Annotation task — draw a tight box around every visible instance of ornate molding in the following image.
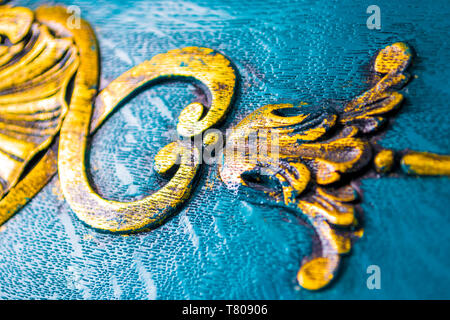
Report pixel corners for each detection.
[218,42,447,290]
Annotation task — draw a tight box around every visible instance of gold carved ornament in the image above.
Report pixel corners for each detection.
[0,6,78,219]
[0,4,448,291]
[0,5,237,232]
[218,42,450,290]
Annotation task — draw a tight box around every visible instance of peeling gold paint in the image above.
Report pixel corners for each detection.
[219,42,425,290]
[401,151,450,176]
[0,6,78,198]
[297,257,336,291]
[341,42,411,133]
[0,5,78,225]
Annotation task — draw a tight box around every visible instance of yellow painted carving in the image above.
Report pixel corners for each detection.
[297,257,336,291]
[0,4,448,294]
[0,5,237,230]
[0,148,57,225]
[219,41,421,290]
[401,151,450,176]
[0,5,79,225]
[91,47,236,137]
[374,149,395,173]
[54,19,236,231]
[0,7,33,44]
[340,42,412,133]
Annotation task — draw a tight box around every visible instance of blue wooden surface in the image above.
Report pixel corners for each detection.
[0,0,449,299]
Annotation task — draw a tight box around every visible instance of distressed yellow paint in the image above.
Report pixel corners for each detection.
[0,5,237,230]
[341,42,412,133]
[0,7,33,44]
[297,257,336,291]
[0,5,78,208]
[219,42,421,290]
[0,149,57,225]
[401,151,450,176]
[374,149,395,173]
[0,5,448,294]
[52,7,236,232]
[154,142,182,175]
[374,42,411,74]
[203,131,221,146]
[91,47,236,137]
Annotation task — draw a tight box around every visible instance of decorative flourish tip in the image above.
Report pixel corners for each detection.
[401,152,450,176]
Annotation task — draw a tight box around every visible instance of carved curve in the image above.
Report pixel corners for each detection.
[219,42,415,290]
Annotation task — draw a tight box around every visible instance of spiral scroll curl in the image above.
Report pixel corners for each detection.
[218,42,437,290]
[0,6,79,224]
[0,4,449,293]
